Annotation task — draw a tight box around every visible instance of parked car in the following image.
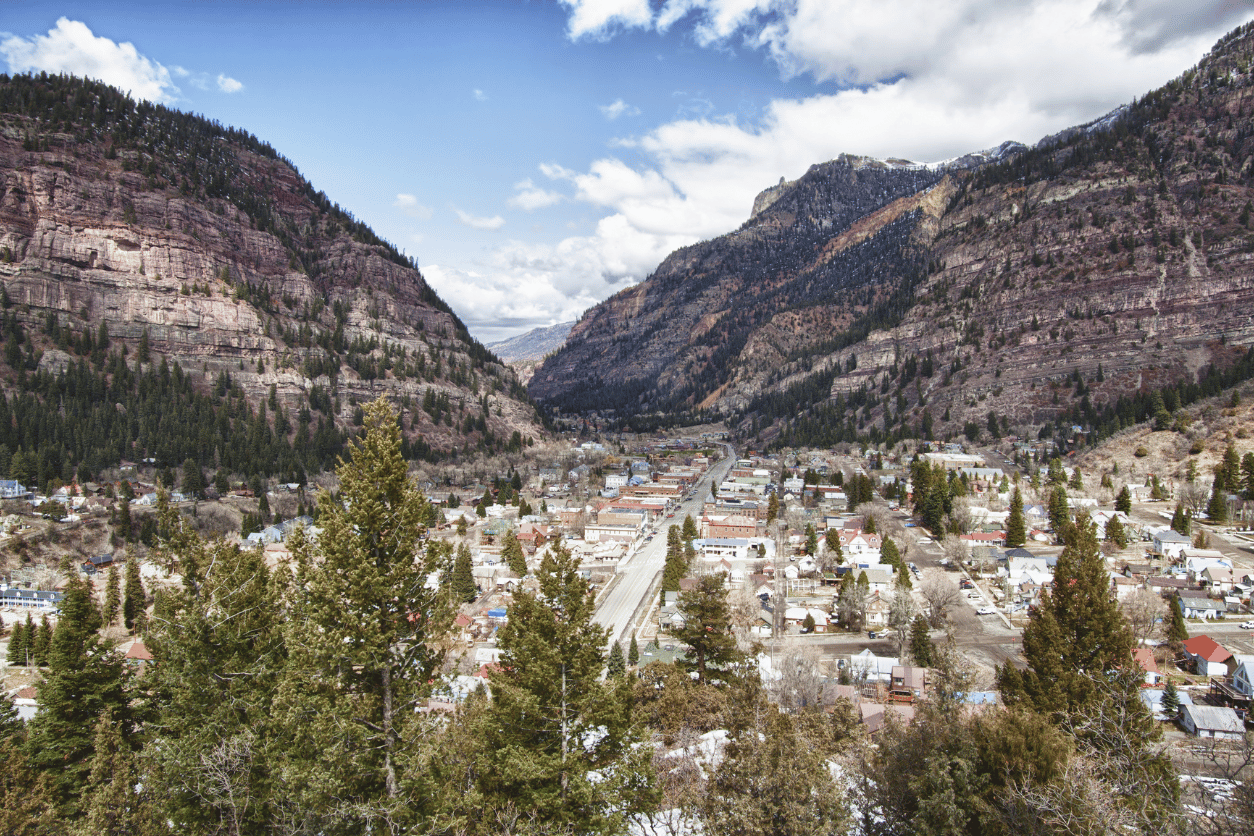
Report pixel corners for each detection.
[977,607,996,616]
[1240,620,1254,630]
[960,580,974,589]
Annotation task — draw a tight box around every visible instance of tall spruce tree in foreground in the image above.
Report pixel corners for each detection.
[122,557,145,631]
[451,542,477,603]
[26,562,129,817]
[275,398,449,831]
[146,505,285,836]
[457,537,653,834]
[1166,595,1189,645]
[675,572,740,684]
[102,563,121,627]
[998,514,1134,719]
[1006,487,1026,548]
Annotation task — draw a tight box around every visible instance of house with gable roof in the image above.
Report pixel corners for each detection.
[1182,635,1234,677]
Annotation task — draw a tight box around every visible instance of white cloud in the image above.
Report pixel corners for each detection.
[0,17,178,103]
[600,98,641,119]
[216,73,243,93]
[455,209,506,231]
[509,179,565,211]
[456,0,1254,339]
[393,193,434,220]
[474,88,488,101]
[561,0,653,40]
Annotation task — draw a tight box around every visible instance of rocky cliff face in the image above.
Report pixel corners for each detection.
[529,154,951,416]
[0,74,542,461]
[530,22,1254,443]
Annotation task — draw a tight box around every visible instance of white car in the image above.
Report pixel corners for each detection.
[977,607,996,616]
[1240,620,1254,630]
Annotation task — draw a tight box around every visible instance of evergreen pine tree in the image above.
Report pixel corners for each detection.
[1048,484,1070,537]
[145,512,284,835]
[78,709,157,836]
[1166,595,1189,645]
[805,523,818,555]
[1006,487,1026,548]
[275,398,449,822]
[909,614,934,667]
[6,620,26,666]
[1115,485,1132,514]
[767,491,779,524]
[607,642,626,678]
[675,573,740,683]
[103,564,121,626]
[1221,444,1242,494]
[451,542,477,603]
[682,514,698,542]
[1160,679,1180,719]
[123,558,145,631]
[1171,503,1191,535]
[628,633,639,667]
[881,537,901,567]
[21,612,34,665]
[33,615,51,666]
[180,458,205,499]
[1105,514,1128,549]
[1206,476,1229,523]
[502,529,527,576]
[468,536,650,832]
[26,563,128,815]
[998,516,1134,720]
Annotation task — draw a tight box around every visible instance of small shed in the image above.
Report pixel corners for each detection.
[1180,704,1244,739]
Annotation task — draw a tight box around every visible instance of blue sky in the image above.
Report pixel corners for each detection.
[4,1,1254,343]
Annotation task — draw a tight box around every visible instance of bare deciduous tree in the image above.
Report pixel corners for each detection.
[1119,589,1167,645]
[949,497,977,535]
[919,569,963,626]
[940,534,970,567]
[1178,481,1210,516]
[887,585,916,657]
[769,642,826,712]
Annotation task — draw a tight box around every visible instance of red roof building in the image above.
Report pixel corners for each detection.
[1182,635,1234,676]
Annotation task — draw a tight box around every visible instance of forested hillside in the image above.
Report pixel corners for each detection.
[531,22,1254,452]
[0,73,543,491]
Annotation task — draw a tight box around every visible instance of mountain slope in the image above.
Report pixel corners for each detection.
[488,321,574,362]
[530,22,1254,447]
[0,73,542,483]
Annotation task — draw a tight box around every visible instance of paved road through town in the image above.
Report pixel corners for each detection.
[595,445,736,648]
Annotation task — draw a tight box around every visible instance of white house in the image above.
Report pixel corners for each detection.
[1182,634,1233,676]
[846,648,898,683]
[1153,530,1191,559]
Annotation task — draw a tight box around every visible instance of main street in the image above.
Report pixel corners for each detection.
[594,445,736,648]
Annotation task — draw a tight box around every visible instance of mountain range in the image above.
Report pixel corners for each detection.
[0,73,543,482]
[530,23,1254,446]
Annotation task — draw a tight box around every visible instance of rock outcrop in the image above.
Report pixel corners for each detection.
[0,74,542,463]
